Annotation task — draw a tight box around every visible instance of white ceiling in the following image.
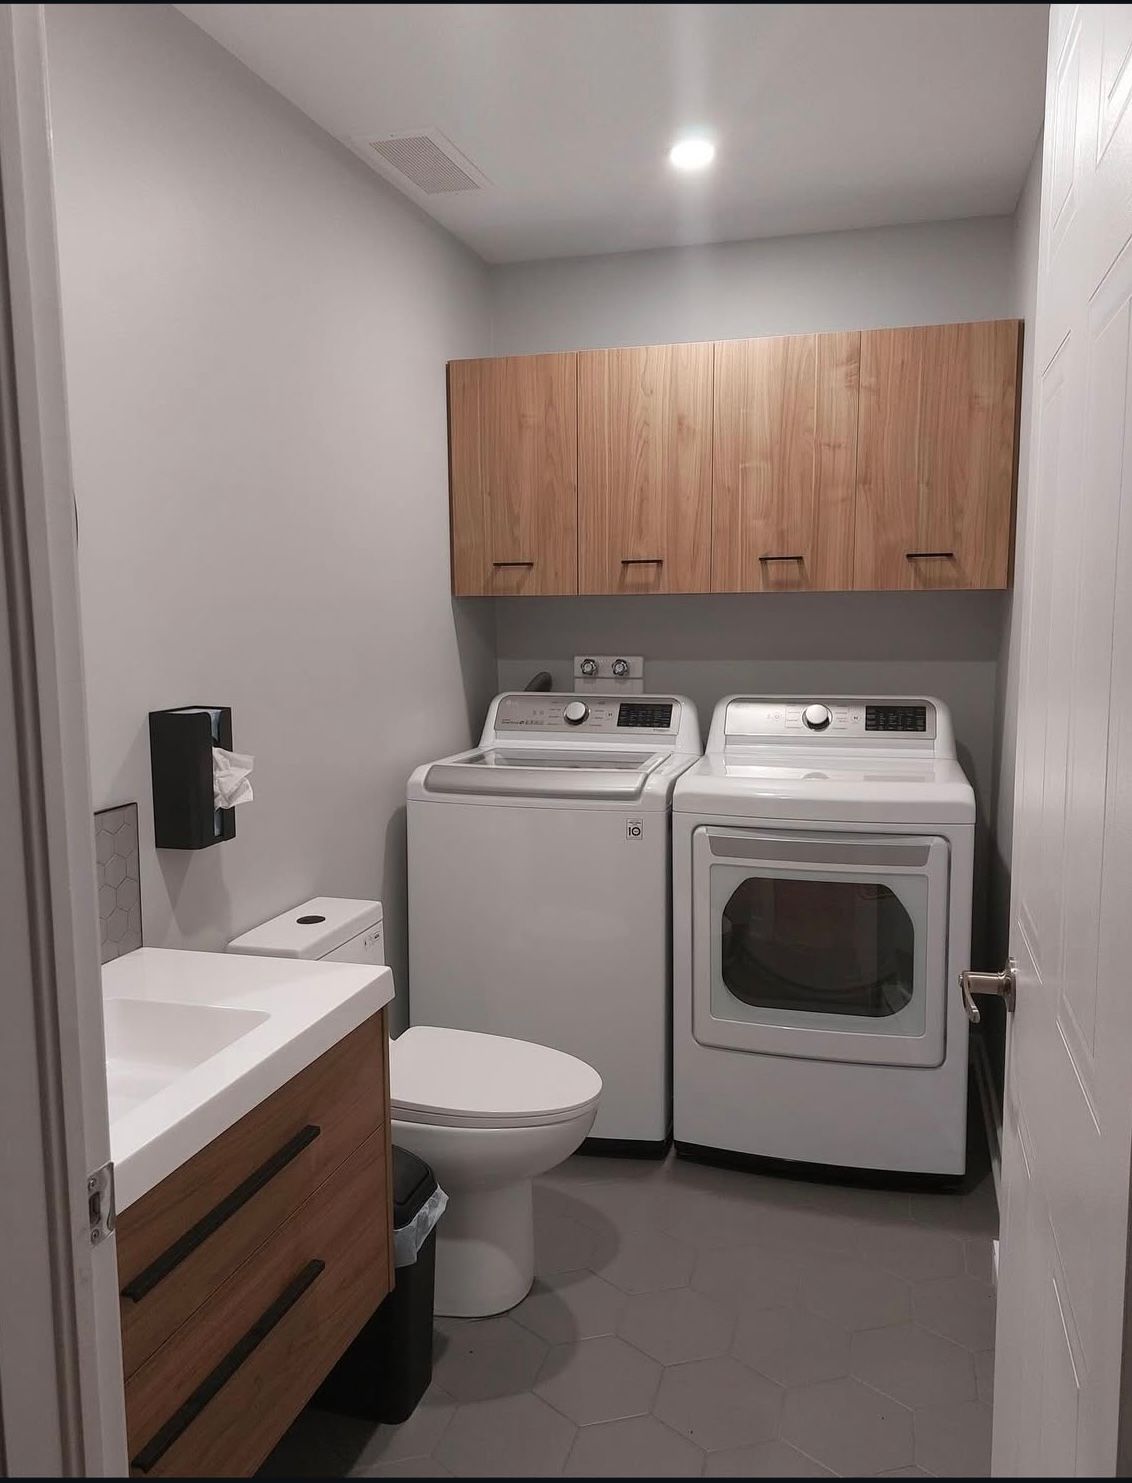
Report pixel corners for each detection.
[177,3,1048,265]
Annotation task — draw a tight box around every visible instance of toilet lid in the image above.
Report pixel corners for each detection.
[390,1026,602,1129]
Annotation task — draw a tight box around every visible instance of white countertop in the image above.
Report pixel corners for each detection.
[103,947,394,1211]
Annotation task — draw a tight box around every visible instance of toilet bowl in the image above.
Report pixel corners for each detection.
[390,1026,601,1318]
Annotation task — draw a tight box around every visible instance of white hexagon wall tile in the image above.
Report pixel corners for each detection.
[94,803,142,963]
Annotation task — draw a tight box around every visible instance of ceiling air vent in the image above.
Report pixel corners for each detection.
[362,131,488,196]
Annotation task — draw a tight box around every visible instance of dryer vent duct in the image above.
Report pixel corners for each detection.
[365,132,486,194]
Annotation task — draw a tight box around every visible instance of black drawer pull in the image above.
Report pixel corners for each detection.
[121,1124,322,1303]
[493,560,534,567]
[130,1259,326,1474]
[621,557,664,564]
[906,550,955,559]
[759,553,804,562]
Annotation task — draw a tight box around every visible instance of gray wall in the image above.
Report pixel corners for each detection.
[47,3,495,1027]
[490,216,1015,353]
[490,215,1023,958]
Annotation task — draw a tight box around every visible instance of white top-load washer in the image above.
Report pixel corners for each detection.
[407,691,702,1151]
[672,695,975,1176]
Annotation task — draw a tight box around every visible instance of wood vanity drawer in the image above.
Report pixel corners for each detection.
[125,1128,390,1477]
[118,1012,387,1378]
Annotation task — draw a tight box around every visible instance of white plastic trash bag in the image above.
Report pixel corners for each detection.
[393,1183,448,1267]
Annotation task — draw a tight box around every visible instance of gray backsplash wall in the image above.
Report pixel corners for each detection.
[496,592,1006,958]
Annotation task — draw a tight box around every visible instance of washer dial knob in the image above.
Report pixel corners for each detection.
[563,700,589,726]
[802,703,832,731]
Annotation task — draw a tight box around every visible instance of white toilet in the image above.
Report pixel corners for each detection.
[228,898,601,1318]
[390,1026,600,1317]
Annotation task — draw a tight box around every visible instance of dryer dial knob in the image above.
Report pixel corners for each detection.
[802,703,832,731]
[563,701,590,726]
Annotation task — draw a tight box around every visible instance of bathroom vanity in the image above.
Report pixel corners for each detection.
[103,949,394,1477]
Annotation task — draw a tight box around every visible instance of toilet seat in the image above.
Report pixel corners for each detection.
[391,1026,602,1130]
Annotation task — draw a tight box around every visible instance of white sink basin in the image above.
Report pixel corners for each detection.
[104,998,269,1122]
[103,947,394,1211]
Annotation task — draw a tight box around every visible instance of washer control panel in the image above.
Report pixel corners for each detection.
[725,698,937,743]
[495,693,680,736]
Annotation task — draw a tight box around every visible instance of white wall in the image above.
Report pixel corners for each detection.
[490,215,1021,955]
[491,216,1015,353]
[47,3,495,1027]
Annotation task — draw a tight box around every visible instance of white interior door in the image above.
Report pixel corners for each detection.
[994,5,1132,1474]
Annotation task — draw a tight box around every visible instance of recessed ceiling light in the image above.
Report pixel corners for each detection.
[668,136,716,172]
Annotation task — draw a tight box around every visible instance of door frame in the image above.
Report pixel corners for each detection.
[0,5,127,1474]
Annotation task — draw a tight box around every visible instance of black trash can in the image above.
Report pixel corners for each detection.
[314,1146,442,1424]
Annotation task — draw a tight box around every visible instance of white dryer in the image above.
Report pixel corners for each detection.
[408,691,701,1152]
[672,696,975,1176]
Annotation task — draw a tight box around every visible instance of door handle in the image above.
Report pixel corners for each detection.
[959,959,1017,1023]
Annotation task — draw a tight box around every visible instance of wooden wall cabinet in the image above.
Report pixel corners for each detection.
[118,1015,393,1478]
[448,352,578,595]
[712,332,860,592]
[853,320,1020,590]
[446,318,1021,598]
[578,342,713,593]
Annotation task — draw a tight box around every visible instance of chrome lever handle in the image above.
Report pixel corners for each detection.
[958,960,1017,1023]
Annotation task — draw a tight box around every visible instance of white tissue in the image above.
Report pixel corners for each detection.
[213,747,254,809]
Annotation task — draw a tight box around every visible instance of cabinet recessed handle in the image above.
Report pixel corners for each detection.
[130,1259,326,1473]
[493,560,534,568]
[906,551,955,559]
[120,1124,322,1302]
[621,558,664,565]
[759,554,804,562]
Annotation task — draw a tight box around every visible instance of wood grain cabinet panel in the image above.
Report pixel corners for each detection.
[448,353,578,595]
[117,1013,387,1379]
[578,343,713,593]
[853,319,1021,590]
[711,332,861,592]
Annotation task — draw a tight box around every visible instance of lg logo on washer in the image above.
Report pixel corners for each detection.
[626,818,643,841]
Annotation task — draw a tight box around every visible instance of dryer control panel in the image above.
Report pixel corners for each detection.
[723,697,938,743]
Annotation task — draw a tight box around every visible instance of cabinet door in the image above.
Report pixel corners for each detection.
[448,353,577,595]
[712,332,860,592]
[578,343,712,593]
[853,320,1020,590]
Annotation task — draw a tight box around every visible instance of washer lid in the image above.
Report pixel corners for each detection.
[422,747,663,802]
[391,1026,602,1128]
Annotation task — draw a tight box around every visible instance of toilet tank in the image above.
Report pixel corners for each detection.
[227,896,384,966]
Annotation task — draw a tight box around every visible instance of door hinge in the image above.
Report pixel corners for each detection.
[87,1160,115,1246]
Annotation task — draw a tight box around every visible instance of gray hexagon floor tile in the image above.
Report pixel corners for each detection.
[704,1439,834,1477]
[798,1256,912,1331]
[534,1334,661,1426]
[618,1287,735,1365]
[347,1385,456,1469]
[914,1397,993,1476]
[908,1176,998,1236]
[964,1237,996,1282]
[513,1270,627,1345]
[732,1303,851,1388]
[353,1458,454,1478]
[433,1315,548,1402]
[534,1189,601,1277]
[851,1323,976,1408]
[975,1348,995,1403]
[854,1220,966,1282]
[653,1355,784,1453]
[563,1415,704,1477]
[690,1243,801,1309]
[780,1377,915,1476]
[911,1275,997,1350]
[434,1393,576,1477]
[591,1224,697,1294]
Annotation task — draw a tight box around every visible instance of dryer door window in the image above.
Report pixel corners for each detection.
[693,828,949,1068]
[721,877,916,1020]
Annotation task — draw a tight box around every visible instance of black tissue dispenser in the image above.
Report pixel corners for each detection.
[149,705,237,850]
